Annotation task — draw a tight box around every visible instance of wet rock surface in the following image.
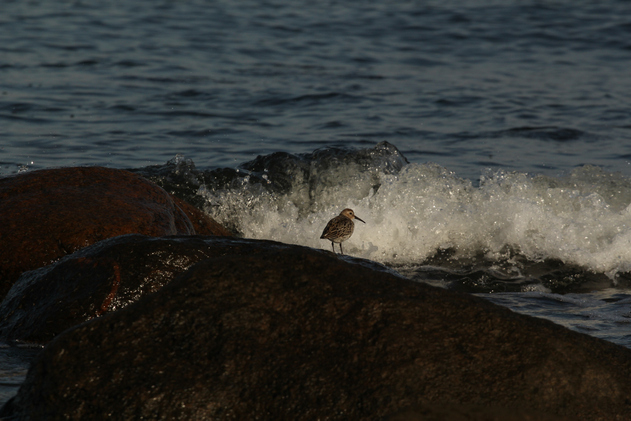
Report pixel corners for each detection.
[0,166,229,299]
[0,235,296,345]
[3,240,631,420]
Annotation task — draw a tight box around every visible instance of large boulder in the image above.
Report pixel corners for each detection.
[0,166,229,299]
[3,241,631,420]
[0,235,303,345]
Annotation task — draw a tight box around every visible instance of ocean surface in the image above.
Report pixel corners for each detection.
[2,0,631,408]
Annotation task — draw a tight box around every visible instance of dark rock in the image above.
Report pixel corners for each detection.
[0,235,273,345]
[3,241,631,420]
[0,166,229,299]
[388,403,564,421]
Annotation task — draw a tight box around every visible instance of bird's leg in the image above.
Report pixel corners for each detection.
[340,243,344,255]
[331,242,335,253]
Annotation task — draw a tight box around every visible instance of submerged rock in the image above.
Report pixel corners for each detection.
[0,166,229,299]
[3,240,631,420]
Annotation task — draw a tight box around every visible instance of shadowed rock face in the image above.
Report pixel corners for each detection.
[389,403,564,421]
[3,240,631,420]
[0,235,322,345]
[0,166,230,299]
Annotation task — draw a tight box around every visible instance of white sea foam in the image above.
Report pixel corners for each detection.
[201,162,631,279]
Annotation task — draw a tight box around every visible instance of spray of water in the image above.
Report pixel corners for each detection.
[198,144,631,280]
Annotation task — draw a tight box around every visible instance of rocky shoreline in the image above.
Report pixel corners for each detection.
[1,167,631,420]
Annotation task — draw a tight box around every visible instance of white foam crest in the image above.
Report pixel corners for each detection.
[202,163,631,278]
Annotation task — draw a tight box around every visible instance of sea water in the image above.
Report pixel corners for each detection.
[2,0,631,407]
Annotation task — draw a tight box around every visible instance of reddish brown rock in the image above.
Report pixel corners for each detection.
[3,242,631,420]
[0,166,228,299]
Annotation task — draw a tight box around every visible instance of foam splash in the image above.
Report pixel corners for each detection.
[198,144,631,280]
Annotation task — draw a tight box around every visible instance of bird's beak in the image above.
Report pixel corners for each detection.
[355,216,366,224]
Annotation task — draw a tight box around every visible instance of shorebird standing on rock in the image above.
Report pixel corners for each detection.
[320,208,365,255]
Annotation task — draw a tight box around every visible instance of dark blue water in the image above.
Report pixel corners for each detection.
[2,1,631,180]
[2,0,631,407]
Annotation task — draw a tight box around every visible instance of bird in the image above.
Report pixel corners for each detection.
[320,208,365,255]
